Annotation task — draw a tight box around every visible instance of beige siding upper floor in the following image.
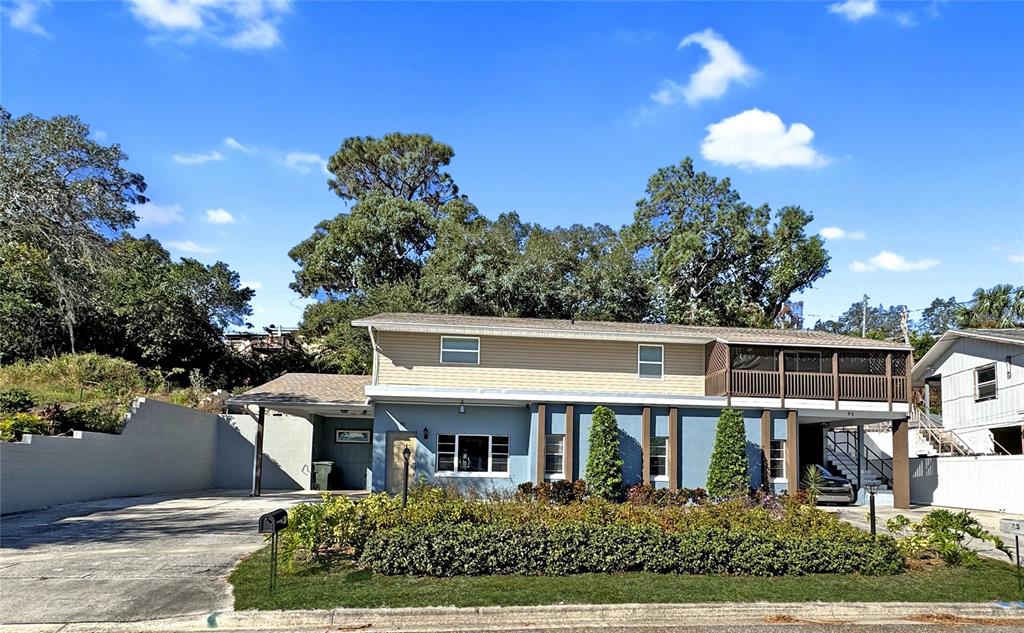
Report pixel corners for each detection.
[376,332,705,395]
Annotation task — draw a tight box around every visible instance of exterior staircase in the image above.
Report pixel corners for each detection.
[909,408,972,456]
[825,428,892,492]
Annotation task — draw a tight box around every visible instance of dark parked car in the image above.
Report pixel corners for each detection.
[810,464,857,505]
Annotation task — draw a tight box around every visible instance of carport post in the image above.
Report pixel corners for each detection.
[251,406,265,497]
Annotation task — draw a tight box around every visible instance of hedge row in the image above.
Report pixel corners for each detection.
[360,523,905,577]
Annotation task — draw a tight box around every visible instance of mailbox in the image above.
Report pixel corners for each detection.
[258,509,289,534]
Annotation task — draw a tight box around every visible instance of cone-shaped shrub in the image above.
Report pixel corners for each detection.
[706,408,749,498]
[584,405,623,500]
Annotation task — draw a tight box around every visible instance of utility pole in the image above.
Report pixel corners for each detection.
[862,294,869,337]
[900,307,911,346]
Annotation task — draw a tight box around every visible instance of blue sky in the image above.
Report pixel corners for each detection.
[4,0,1023,330]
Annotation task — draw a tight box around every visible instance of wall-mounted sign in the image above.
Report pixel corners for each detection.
[336,429,370,444]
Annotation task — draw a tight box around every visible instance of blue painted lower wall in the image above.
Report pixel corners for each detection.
[371,402,769,493]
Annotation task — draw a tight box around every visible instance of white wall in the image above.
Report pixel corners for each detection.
[0,398,218,515]
[1,399,315,515]
[934,338,1023,432]
[216,411,312,490]
[910,455,1024,514]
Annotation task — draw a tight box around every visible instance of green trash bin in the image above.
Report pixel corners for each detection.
[312,461,334,490]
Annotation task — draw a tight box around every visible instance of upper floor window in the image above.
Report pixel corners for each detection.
[440,336,480,364]
[975,364,997,401]
[638,344,664,379]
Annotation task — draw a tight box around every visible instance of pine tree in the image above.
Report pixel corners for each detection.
[584,406,624,500]
[705,408,750,498]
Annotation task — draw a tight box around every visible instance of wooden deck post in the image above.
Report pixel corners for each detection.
[885,352,893,411]
[892,416,910,509]
[725,344,732,406]
[668,407,679,490]
[641,406,652,485]
[786,410,799,493]
[832,350,839,409]
[535,403,546,484]
[250,406,265,497]
[563,404,575,481]
[778,350,786,408]
[760,410,772,491]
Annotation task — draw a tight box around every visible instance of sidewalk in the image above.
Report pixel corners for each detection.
[826,504,1024,562]
[5,602,1024,633]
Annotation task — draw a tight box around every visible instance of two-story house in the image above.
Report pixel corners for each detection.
[230,313,916,508]
[912,328,1024,455]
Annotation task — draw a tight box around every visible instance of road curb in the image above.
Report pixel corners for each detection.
[7,601,1024,632]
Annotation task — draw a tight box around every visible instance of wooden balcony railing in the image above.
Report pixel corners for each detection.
[728,369,907,404]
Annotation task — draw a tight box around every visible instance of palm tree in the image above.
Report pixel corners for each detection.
[959,284,1024,328]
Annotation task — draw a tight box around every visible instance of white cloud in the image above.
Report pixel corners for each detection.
[649,29,755,107]
[701,109,830,169]
[850,251,940,273]
[204,208,236,224]
[92,130,108,141]
[135,202,185,226]
[172,149,224,165]
[167,240,217,254]
[240,280,263,290]
[828,0,878,22]
[126,0,292,50]
[224,136,251,152]
[1009,255,1024,264]
[820,227,866,240]
[283,151,327,174]
[6,0,50,36]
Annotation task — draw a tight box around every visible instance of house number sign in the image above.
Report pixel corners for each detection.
[1001,519,1024,536]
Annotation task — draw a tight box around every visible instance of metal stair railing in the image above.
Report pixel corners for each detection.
[826,429,892,488]
[910,407,971,456]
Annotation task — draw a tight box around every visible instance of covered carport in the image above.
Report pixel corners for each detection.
[228,373,373,495]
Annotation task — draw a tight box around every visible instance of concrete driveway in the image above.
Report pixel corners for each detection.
[0,490,311,625]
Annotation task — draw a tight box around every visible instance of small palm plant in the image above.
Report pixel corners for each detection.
[801,464,824,504]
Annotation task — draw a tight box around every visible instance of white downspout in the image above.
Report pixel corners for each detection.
[367,325,379,386]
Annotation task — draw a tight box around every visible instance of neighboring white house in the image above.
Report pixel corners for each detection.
[912,328,1023,455]
[906,328,1024,514]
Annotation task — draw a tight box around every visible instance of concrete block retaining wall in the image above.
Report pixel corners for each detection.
[0,399,312,515]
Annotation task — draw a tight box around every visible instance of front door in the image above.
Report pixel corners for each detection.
[386,432,417,495]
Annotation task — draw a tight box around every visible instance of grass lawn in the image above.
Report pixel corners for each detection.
[230,547,1024,611]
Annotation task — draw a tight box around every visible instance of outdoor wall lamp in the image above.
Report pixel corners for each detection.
[866,483,880,537]
[458,400,466,414]
[422,427,429,441]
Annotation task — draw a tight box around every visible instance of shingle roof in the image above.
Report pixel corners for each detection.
[230,373,370,405]
[352,313,910,350]
[955,328,1024,344]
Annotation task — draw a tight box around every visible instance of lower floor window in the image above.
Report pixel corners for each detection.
[650,436,668,478]
[545,434,564,476]
[770,440,786,479]
[436,434,509,474]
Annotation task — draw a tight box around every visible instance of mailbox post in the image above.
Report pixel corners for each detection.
[259,509,289,592]
[1000,518,1024,592]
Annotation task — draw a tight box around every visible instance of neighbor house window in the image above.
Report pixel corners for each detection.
[638,344,664,379]
[436,433,509,475]
[975,364,997,401]
[440,336,480,364]
[545,434,564,477]
[770,440,786,480]
[650,436,668,479]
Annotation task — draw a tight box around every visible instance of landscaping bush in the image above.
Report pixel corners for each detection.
[0,388,36,413]
[705,408,749,498]
[63,404,127,434]
[886,509,1010,567]
[0,412,50,441]
[516,480,587,504]
[625,483,707,507]
[584,406,623,500]
[360,522,904,577]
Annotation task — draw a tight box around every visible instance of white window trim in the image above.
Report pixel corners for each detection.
[440,336,481,365]
[770,439,787,481]
[544,434,565,478]
[638,344,665,381]
[974,363,997,401]
[435,433,509,477]
[649,436,669,479]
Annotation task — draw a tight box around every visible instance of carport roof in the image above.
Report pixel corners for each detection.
[229,373,371,405]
